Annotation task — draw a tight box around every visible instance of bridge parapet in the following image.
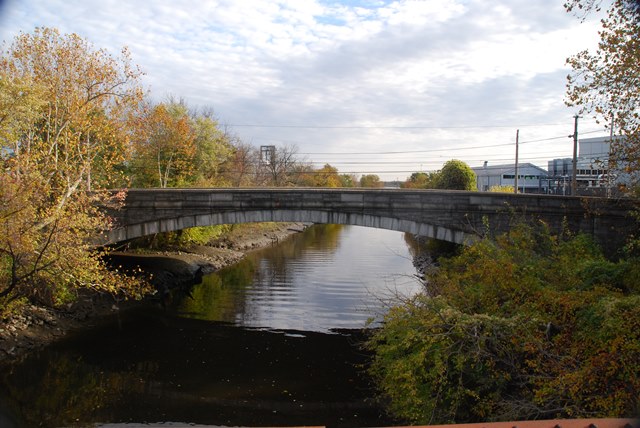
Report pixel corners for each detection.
[103,188,637,255]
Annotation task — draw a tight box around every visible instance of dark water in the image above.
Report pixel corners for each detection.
[0,225,424,428]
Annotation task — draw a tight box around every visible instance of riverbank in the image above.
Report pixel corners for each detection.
[0,222,308,363]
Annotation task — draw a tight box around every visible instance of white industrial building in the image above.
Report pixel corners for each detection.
[469,135,633,196]
[547,136,625,195]
[472,163,549,193]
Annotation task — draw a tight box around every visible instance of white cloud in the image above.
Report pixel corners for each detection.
[0,0,609,179]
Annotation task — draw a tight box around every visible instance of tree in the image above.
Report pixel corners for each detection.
[339,173,358,188]
[0,27,149,308]
[360,174,383,188]
[1,27,145,193]
[222,141,259,187]
[401,171,439,189]
[191,113,234,187]
[0,75,46,149]
[300,163,342,187]
[564,0,639,21]
[257,144,305,187]
[566,0,640,187]
[157,99,235,187]
[130,102,196,188]
[435,159,476,190]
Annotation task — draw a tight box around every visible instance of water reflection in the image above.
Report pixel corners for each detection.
[0,224,425,427]
[0,311,397,428]
[176,225,423,331]
[1,352,125,426]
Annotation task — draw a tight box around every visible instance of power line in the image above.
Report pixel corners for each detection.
[298,129,607,156]
[229,122,570,130]
[309,151,608,163]
[520,129,604,144]
[301,142,513,155]
[247,128,609,155]
[310,154,612,166]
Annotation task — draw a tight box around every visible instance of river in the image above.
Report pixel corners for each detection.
[0,224,426,428]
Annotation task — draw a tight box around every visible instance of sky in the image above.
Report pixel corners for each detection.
[0,0,611,181]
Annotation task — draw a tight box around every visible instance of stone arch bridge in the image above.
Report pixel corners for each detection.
[103,188,636,254]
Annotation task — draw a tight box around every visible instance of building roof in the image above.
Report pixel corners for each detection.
[472,163,548,177]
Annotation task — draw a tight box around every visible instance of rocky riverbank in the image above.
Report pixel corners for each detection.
[0,222,308,363]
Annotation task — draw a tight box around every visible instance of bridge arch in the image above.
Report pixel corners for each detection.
[103,188,635,255]
[107,208,474,245]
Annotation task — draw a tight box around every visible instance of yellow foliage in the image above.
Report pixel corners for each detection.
[0,27,151,310]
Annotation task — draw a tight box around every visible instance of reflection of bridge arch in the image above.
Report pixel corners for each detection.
[104,188,635,254]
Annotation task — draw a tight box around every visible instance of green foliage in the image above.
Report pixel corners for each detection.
[368,223,640,424]
[129,225,232,248]
[436,159,476,190]
[176,258,256,320]
[402,160,476,190]
[575,259,628,291]
[0,295,28,320]
[422,238,461,259]
[369,294,540,423]
[171,225,231,246]
[0,74,46,146]
[189,108,234,186]
[401,171,439,189]
[339,174,358,187]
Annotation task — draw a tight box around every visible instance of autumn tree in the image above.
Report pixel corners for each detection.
[566,0,640,186]
[401,171,438,189]
[222,141,260,187]
[0,74,46,149]
[300,163,342,187]
[318,163,342,187]
[129,98,237,188]
[130,102,196,188]
[148,98,235,187]
[0,27,149,308]
[1,27,145,192]
[360,174,383,188]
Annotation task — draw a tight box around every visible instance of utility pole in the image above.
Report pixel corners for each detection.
[571,115,579,195]
[514,129,519,193]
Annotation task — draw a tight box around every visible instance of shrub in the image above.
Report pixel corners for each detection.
[368,223,640,424]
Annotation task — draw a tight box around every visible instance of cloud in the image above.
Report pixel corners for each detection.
[0,0,607,177]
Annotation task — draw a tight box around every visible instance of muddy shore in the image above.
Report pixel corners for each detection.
[0,222,308,364]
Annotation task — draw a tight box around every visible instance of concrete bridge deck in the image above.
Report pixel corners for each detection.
[103,188,637,254]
